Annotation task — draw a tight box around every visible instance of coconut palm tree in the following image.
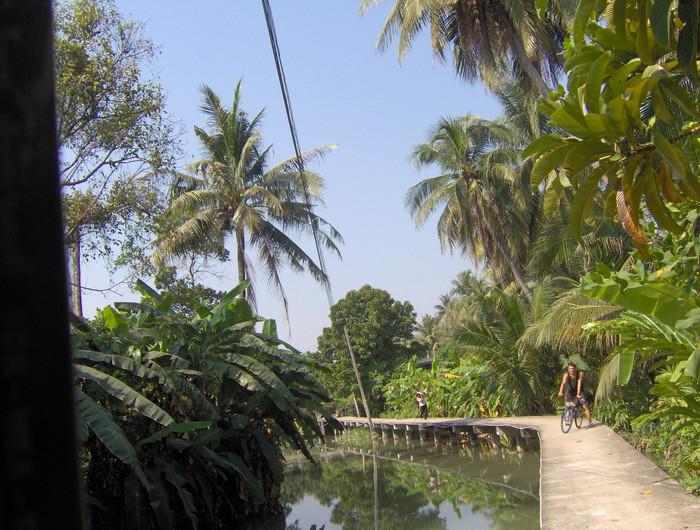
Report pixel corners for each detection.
[433,293,453,319]
[405,115,534,296]
[526,195,633,280]
[491,81,633,283]
[452,278,554,414]
[154,81,342,314]
[415,314,441,355]
[360,0,572,97]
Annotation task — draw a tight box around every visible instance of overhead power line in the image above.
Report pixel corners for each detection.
[260,0,377,438]
[259,0,333,308]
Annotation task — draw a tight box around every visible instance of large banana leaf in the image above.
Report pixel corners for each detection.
[136,422,214,449]
[124,474,150,530]
[103,306,130,332]
[224,353,297,403]
[76,276,337,526]
[75,349,171,384]
[199,447,264,502]
[253,430,283,483]
[75,365,174,426]
[76,389,139,464]
[142,466,175,530]
[580,265,699,328]
[237,333,306,370]
[142,350,191,369]
[155,455,198,528]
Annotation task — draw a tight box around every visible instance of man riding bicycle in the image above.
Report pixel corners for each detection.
[558,362,592,428]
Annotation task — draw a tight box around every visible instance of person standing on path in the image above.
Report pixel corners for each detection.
[416,391,428,419]
[558,362,592,427]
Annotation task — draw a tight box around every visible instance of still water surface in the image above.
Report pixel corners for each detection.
[283,436,539,529]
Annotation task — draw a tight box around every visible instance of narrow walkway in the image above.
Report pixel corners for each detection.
[336,416,699,529]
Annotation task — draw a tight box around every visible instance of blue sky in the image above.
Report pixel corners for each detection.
[83,1,502,351]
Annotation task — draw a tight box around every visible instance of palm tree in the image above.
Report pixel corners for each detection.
[154,81,342,315]
[526,195,633,280]
[433,293,453,319]
[360,0,571,97]
[449,269,481,297]
[405,115,534,296]
[415,314,441,355]
[493,81,632,283]
[452,278,553,414]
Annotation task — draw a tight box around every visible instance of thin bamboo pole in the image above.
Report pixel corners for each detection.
[343,326,377,439]
[352,392,361,417]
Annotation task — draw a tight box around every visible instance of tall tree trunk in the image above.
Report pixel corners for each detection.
[502,16,551,97]
[236,228,247,298]
[493,234,532,298]
[70,235,83,317]
[454,0,551,98]
[1,1,83,527]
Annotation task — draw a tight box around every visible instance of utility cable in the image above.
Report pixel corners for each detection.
[260,0,333,308]
[260,0,377,438]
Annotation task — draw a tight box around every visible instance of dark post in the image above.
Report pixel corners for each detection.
[0,1,83,528]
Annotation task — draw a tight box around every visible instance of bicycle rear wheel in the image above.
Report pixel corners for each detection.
[560,408,573,433]
[575,405,584,428]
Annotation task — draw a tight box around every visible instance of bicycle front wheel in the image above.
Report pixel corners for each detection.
[575,406,584,428]
[560,408,572,433]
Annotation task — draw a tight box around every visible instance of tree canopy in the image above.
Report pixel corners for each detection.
[360,0,572,96]
[55,0,178,314]
[153,81,342,317]
[313,285,421,414]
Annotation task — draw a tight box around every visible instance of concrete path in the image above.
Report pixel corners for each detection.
[336,416,699,529]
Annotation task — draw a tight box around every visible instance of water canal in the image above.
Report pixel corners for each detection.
[282,434,540,529]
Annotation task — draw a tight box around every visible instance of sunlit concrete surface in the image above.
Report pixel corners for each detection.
[336,416,700,529]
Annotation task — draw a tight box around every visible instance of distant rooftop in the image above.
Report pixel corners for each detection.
[416,357,433,369]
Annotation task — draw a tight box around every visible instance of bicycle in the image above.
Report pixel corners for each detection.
[560,398,584,433]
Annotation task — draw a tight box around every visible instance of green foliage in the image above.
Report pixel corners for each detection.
[593,384,653,430]
[313,285,421,415]
[524,4,700,484]
[580,263,699,328]
[149,265,226,318]
[451,279,564,414]
[55,0,178,308]
[153,81,342,315]
[617,413,700,493]
[383,356,517,419]
[55,0,174,178]
[73,281,340,528]
[590,380,699,490]
[578,223,700,489]
[524,0,700,247]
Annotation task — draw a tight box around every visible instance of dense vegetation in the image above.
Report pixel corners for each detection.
[312,285,423,416]
[73,280,339,527]
[53,0,700,526]
[361,0,700,493]
[56,1,344,526]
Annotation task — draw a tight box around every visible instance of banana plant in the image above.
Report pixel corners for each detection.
[382,356,518,419]
[579,264,700,427]
[72,279,340,529]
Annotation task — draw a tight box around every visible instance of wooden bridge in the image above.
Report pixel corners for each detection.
[334,416,700,529]
[334,416,537,451]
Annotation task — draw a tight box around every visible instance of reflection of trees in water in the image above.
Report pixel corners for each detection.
[282,451,539,529]
[283,456,444,529]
